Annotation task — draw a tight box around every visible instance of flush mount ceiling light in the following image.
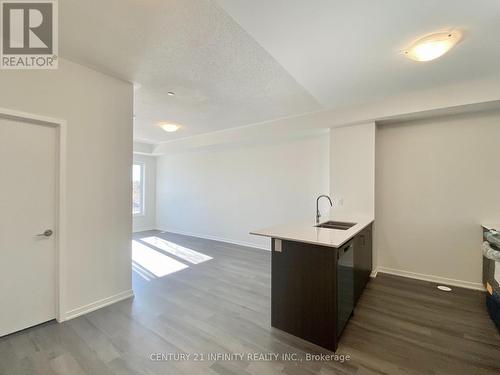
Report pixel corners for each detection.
[167,91,176,96]
[404,31,462,62]
[159,122,181,132]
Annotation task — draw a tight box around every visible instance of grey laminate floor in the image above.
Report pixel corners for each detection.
[1,231,499,374]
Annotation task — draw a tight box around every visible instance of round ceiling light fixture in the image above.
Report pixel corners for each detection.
[167,91,176,96]
[159,122,181,133]
[404,31,462,62]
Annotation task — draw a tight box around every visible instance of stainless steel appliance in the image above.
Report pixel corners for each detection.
[337,241,354,337]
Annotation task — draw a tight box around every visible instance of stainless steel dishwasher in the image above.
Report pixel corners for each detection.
[337,241,354,338]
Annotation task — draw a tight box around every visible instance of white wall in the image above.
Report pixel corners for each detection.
[133,141,155,154]
[330,123,375,217]
[0,59,133,319]
[133,154,157,232]
[156,134,330,249]
[376,109,500,289]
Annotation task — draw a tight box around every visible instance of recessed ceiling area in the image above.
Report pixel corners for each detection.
[60,1,500,144]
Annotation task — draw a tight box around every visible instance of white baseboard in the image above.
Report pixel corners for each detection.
[139,230,485,291]
[154,227,270,251]
[62,289,134,321]
[377,266,484,291]
[133,226,156,233]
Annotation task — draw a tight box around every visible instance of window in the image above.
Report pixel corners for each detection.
[132,163,145,215]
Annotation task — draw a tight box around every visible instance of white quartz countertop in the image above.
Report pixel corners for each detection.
[251,216,374,248]
[482,223,500,231]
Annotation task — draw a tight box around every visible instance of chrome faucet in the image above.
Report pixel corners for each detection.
[316,195,333,224]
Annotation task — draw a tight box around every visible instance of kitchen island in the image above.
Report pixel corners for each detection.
[251,216,374,352]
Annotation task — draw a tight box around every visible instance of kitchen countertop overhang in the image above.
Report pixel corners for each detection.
[251,216,374,248]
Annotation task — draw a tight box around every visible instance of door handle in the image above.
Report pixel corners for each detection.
[36,229,53,237]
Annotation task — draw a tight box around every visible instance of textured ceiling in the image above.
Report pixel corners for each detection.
[216,0,500,109]
[60,0,322,143]
[60,1,500,144]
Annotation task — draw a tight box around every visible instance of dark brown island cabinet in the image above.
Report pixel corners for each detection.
[271,224,372,352]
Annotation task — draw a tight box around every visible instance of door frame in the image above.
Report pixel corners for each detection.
[0,107,67,323]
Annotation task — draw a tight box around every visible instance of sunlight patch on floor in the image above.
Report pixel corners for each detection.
[132,262,153,281]
[132,240,188,277]
[141,236,213,264]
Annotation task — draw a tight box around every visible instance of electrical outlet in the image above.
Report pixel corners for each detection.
[274,239,282,252]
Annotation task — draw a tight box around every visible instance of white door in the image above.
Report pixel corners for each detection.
[0,116,57,337]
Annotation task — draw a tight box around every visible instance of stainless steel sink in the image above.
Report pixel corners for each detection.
[315,221,356,230]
